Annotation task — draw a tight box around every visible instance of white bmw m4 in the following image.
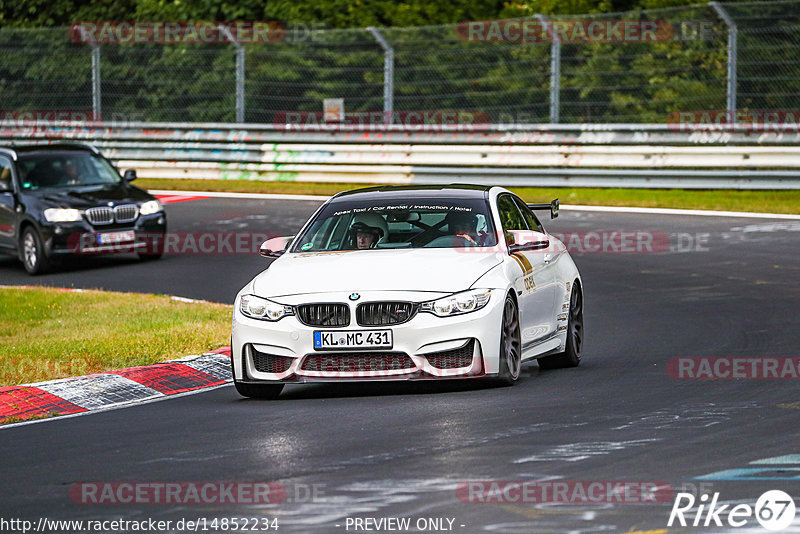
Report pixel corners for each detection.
[232,185,583,398]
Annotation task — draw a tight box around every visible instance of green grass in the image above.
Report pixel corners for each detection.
[2,413,59,424]
[0,287,232,387]
[138,179,800,214]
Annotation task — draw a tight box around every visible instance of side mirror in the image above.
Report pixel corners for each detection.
[259,236,294,258]
[123,169,137,182]
[505,230,550,253]
[526,198,559,219]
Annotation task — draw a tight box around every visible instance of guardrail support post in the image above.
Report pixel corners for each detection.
[710,2,737,120]
[367,27,395,118]
[536,15,560,124]
[220,25,246,123]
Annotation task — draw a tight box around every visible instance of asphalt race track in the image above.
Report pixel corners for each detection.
[2,197,800,533]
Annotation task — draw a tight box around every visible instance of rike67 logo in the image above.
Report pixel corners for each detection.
[668,490,796,530]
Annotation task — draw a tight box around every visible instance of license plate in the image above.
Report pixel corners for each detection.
[97,231,135,244]
[314,330,392,350]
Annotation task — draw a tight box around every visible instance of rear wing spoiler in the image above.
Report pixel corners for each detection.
[527,198,559,219]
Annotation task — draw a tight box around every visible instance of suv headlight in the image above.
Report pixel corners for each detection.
[420,289,492,317]
[240,294,294,321]
[43,208,83,222]
[139,200,162,216]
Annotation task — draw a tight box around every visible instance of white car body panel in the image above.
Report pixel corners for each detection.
[253,248,505,296]
[231,186,582,386]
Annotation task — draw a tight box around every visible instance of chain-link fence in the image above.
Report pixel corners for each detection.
[0,0,798,125]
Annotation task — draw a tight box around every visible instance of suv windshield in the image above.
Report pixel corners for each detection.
[17,151,121,190]
[292,197,497,252]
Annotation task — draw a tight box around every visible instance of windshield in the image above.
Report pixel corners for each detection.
[17,151,121,190]
[292,197,498,252]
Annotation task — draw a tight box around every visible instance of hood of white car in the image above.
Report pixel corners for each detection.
[252,248,504,297]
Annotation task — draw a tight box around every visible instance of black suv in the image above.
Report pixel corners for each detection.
[0,143,167,274]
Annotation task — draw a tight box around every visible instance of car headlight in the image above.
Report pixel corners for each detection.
[420,289,492,317]
[139,200,162,216]
[43,208,83,223]
[240,294,294,321]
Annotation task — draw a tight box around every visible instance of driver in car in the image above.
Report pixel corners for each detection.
[65,159,79,183]
[351,221,384,249]
[446,212,480,246]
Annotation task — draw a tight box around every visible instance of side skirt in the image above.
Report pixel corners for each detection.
[520,334,562,361]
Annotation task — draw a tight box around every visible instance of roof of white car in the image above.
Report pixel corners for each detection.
[332,184,493,201]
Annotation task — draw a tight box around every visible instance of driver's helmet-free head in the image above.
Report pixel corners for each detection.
[446,211,478,233]
[350,221,384,248]
[63,158,79,175]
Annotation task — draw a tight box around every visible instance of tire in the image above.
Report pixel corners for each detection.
[496,294,522,386]
[538,284,583,370]
[20,227,52,275]
[233,379,284,399]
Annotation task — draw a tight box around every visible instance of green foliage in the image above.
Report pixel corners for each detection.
[0,0,137,28]
[3,0,706,28]
[1,1,797,124]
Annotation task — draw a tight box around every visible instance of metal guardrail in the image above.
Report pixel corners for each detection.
[2,122,800,189]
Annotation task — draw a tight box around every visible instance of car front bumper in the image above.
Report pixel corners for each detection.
[40,213,167,256]
[231,289,505,383]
